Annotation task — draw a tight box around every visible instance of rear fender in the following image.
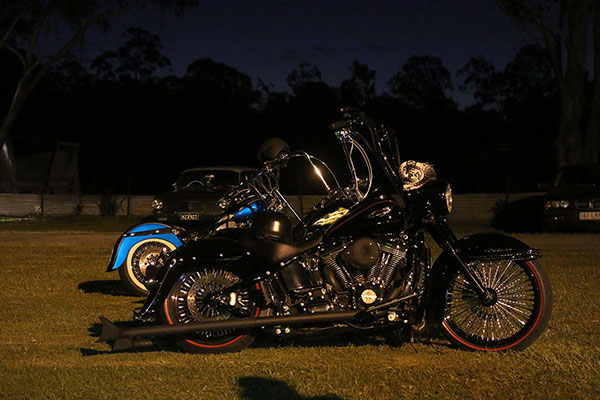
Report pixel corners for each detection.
[426,233,541,324]
[106,223,185,272]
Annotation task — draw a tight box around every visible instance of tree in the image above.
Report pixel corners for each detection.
[340,61,376,107]
[184,58,259,109]
[388,55,456,109]
[458,56,506,108]
[459,45,557,109]
[0,0,196,190]
[91,27,171,81]
[286,62,322,94]
[498,0,600,166]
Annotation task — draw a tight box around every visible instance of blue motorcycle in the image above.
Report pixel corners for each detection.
[106,139,335,295]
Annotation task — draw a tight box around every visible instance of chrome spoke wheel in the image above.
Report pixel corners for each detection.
[443,259,543,349]
[131,242,167,285]
[173,269,242,339]
[162,268,258,350]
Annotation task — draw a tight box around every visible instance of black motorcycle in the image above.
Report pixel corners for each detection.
[99,109,552,353]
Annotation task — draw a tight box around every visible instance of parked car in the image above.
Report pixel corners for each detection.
[542,164,600,230]
[149,166,258,226]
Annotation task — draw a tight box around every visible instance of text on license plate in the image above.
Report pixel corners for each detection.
[180,213,199,221]
[579,212,600,220]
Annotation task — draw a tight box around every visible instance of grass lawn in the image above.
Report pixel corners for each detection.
[0,216,598,399]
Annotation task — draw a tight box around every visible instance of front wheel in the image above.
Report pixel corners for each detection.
[159,268,261,353]
[440,259,552,351]
[118,239,177,296]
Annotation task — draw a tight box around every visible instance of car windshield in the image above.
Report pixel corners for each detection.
[177,170,240,192]
[554,165,600,187]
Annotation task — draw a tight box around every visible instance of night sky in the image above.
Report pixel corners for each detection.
[86,0,526,98]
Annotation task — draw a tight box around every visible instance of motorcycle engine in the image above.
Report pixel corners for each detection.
[322,237,408,307]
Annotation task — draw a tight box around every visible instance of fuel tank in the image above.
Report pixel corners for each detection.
[323,197,407,241]
[294,189,356,238]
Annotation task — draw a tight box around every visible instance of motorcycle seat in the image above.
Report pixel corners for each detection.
[239,232,323,266]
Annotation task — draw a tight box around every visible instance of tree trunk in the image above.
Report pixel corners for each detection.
[0,68,41,149]
[584,0,600,164]
[0,66,45,192]
[555,0,589,167]
[0,139,18,192]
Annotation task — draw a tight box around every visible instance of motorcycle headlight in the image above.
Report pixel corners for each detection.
[151,198,163,210]
[444,183,453,214]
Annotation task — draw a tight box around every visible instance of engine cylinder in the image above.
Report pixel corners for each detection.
[322,246,352,290]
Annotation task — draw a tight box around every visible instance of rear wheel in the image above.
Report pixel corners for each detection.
[159,268,261,353]
[119,239,176,296]
[440,259,552,351]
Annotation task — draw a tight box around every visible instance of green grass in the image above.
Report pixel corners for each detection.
[0,217,598,399]
[0,215,142,233]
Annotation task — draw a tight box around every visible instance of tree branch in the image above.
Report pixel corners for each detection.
[0,8,23,44]
[1,42,26,68]
[24,6,52,67]
[45,0,145,67]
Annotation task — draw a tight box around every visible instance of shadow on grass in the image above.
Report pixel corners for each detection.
[78,280,141,297]
[251,325,451,352]
[238,377,343,400]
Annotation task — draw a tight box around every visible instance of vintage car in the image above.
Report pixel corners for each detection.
[542,164,600,230]
[149,166,258,226]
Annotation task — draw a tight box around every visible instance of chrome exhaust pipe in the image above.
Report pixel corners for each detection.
[98,311,359,350]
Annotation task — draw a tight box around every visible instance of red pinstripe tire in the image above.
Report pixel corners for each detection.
[440,260,552,351]
[159,268,261,353]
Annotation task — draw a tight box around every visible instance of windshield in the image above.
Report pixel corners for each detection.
[354,118,403,190]
[176,170,240,192]
[554,165,600,187]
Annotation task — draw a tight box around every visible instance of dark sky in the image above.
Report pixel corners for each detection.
[87,0,527,96]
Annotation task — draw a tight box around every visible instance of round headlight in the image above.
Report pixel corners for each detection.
[445,183,453,214]
[151,198,163,210]
[559,200,570,208]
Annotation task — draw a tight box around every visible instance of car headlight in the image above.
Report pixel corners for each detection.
[152,198,164,210]
[218,196,231,209]
[545,200,570,209]
[444,183,453,214]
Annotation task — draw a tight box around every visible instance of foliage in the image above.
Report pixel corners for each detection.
[184,58,260,109]
[340,61,376,107]
[91,27,171,81]
[96,193,124,216]
[286,62,323,94]
[458,44,556,110]
[388,55,456,109]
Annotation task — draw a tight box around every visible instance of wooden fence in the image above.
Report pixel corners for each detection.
[0,192,540,220]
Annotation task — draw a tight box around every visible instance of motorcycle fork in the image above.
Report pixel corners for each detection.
[427,219,494,304]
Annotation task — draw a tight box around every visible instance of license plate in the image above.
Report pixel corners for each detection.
[579,212,600,220]
[180,212,199,221]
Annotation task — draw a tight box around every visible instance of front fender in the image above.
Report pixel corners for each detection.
[136,237,265,320]
[426,233,541,324]
[451,233,541,262]
[106,223,185,272]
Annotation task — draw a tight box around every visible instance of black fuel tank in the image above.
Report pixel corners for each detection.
[324,198,406,241]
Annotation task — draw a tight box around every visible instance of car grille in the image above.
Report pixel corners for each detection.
[575,199,600,209]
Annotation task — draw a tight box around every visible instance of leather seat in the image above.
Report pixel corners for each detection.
[239,232,323,266]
